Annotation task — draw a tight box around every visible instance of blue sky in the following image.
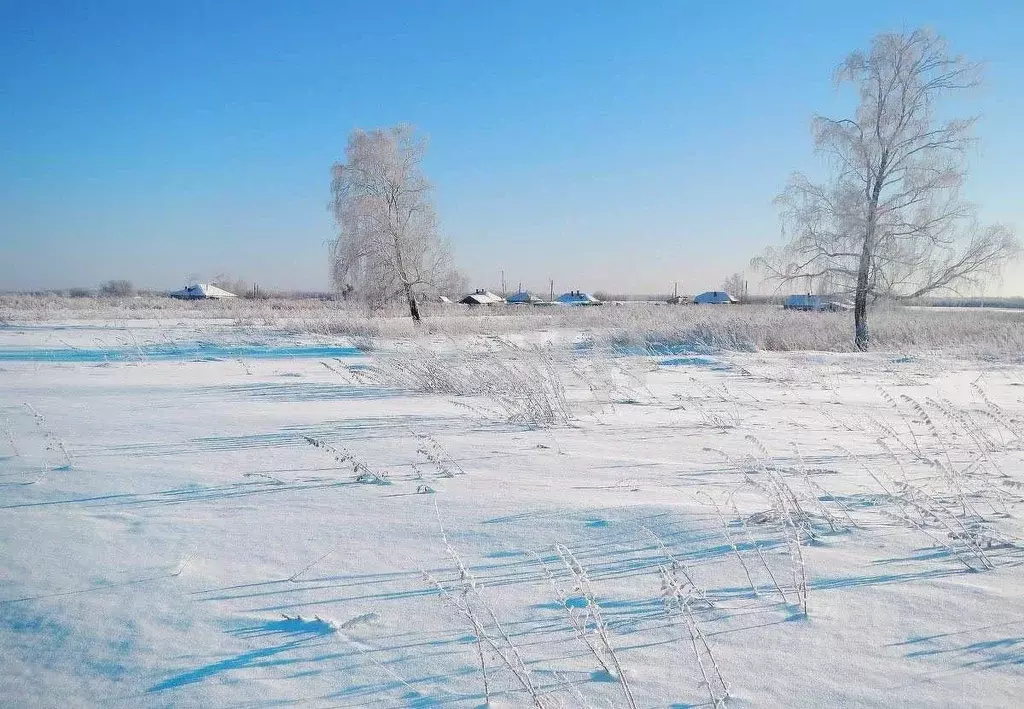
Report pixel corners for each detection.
[2,0,1022,295]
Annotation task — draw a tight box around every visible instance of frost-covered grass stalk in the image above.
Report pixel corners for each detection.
[554,544,638,709]
[841,445,996,571]
[697,453,799,604]
[428,505,551,708]
[865,388,1023,567]
[415,433,466,478]
[971,382,1024,442]
[918,396,1018,516]
[694,489,762,600]
[301,436,390,485]
[367,342,574,428]
[701,439,820,614]
[722,493,790,604]
[2,419,19,457]
[286,550,336,583]
[639,525,716,608]
[124,328,148,364]
[742,437,812,614]
[424,565,492,705]
[24,402,73,469]
[791,442,857,531]
[659,566,730,708]
[534,552,614,678]
[785,520,809,616]
[674,377,746,428]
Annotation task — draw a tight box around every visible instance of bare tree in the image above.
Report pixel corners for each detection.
[756,28,1019,349]
[721,272,746,300]
[329,125,460,321]
[211,274,251,298]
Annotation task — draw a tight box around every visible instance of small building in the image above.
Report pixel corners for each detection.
[506,290,537,305]
[666,295,689,305]
[437,295,453,304]
[556,290,601,306]
[459,289,504,306]
[784,294,853,312]
[784,294,824,311]
[169,283,238,300]
[693,291,737,305]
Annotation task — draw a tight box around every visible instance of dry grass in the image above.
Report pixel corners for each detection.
[3,294,1024,358]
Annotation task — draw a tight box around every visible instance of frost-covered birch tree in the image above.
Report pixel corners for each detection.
[757,28,1019,349]
[329,125,460,321]
[721,273,746,300]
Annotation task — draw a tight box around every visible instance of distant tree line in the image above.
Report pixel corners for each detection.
[99,280,135,297]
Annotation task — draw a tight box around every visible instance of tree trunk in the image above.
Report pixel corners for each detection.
[404,282,421,322]
[855,215,877,350]
[855,163,886,351]
[392,234,421,323]
[854,249,871,350]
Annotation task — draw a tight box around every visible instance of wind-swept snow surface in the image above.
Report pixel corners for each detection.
[1,321,1022,707]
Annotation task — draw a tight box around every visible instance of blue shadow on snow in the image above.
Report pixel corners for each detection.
[0,343,361,363]
[148,617,336,692]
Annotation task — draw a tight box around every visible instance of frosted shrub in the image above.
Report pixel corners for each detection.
[365,342,573,428]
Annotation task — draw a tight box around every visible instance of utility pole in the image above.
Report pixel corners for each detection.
[501,269,506,297]
[549,279,554,302]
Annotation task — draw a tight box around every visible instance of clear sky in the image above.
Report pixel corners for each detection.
[2,0,1022,295]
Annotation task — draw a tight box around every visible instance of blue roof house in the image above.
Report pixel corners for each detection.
[693,291,738,305]
[556,290,601,306]
[506,290,537,304]
[784,294,825,310]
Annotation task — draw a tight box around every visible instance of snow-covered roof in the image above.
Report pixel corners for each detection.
[169,283,238,300]
[459,290,504,305]
[555,291,601,305]
[693,291,737,304]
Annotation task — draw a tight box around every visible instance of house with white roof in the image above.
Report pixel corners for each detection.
[459,289,504,306]
[169,284,238,300]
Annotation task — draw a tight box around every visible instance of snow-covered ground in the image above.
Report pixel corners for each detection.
[1,319,1022,708]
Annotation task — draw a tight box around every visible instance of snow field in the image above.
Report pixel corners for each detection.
[1,320,1023,707]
